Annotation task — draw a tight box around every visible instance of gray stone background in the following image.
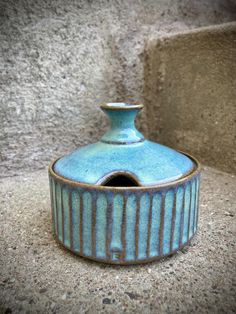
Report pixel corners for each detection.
[0,0,236,178]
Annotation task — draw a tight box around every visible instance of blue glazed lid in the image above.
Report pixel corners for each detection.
[54,103,195,186]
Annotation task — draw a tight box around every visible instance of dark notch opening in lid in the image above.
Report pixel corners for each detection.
[99,171,141,187]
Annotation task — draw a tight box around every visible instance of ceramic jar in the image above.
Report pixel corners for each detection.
[49,103,200,264]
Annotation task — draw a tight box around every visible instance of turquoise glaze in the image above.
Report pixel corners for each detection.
[54,103,194,186]
[49,102,201,264]
[49,174,200,263]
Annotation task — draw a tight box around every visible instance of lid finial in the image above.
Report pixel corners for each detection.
[100,102,144,145]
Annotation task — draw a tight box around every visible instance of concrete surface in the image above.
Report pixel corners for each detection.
[1,0,236,178]
[0,166,235,313]
[144,22,236,175]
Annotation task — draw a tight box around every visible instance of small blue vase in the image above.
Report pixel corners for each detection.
[49,102,201,264]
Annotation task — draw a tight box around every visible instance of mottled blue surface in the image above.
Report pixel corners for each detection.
[82,192,92,256]
[49,103,200,264]
[149,193,162,257]
[71,190,80,252]
[49,174,200,264]
[172,186,184,251]
[96,194,107,258]
[163,190,174,255]
[54,104,194,186]
[125,194,137,260]
[110,194,123,253]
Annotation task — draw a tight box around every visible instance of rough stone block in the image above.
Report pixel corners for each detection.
[144,22,236,174]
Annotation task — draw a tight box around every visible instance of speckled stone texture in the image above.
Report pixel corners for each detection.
[1,0,236,177]
[144,22,236,175]
[0,166,235,313]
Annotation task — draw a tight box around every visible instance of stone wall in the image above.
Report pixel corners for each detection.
[1,0,236,177]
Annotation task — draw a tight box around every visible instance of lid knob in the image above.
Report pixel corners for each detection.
[100,102,144,145]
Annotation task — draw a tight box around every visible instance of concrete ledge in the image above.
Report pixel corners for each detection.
[0,167,235,313]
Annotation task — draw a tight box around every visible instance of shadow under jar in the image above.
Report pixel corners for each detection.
[49,102,201,265]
